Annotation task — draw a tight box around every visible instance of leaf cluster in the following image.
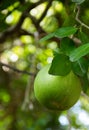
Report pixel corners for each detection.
[40,26,89,92]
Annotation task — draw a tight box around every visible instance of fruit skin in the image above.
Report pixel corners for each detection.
[34,64,81,111]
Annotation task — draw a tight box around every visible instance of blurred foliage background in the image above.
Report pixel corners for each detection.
[0,0,89,130]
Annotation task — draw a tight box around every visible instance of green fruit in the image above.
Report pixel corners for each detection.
[34,64,81,111]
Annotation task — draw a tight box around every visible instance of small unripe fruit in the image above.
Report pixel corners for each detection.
[34,64,81,111]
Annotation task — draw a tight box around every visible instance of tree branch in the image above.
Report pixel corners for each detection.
[38,0,53,23]
[21,29,39,111]
[18,29,34,36]
[0,0,48,43]
[27,13,46,34]
[75,6,89,29]
[0,61,35,76]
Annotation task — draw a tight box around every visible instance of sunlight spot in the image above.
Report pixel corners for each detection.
[78,110,89,125]
[47,57,53,63]
[1,9,8,15]
[59,115,69,125]
[10,53,18,62]
[6,15,13,24]
[30,8,37,16]
[55,2,63,12]
[2,66,9,72]
[30,0,39,3]
[29,103,34,110]
[47,8,54,16]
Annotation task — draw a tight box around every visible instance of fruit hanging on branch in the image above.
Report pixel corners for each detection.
[34,64,82,111]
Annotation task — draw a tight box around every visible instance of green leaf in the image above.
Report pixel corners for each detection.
[55,26,78,38]
[72,0,85,4]
[78,31,89,44]
[70,43,89,62]
[53,48,62,56]
[72,58,89,77]
[49,54,71,76]
[60,37,76,56]
[39,33,55,43]
[39,26,78,43]
[80,75,89,92]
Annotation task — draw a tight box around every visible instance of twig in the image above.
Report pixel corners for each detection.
[27,13,45,34]
[0,61,35,76]
[75,6,89,29]
[21,76,33,110]
[21,58,37,111]
[21,33,38,111]
[67,110,72,130]
[18,29,34,36]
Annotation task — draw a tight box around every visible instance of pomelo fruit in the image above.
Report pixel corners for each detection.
[34,64,81,111]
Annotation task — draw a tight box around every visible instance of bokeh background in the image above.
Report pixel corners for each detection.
[0,0,89,130]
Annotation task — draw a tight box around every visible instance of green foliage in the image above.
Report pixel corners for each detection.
[78,31,89,44]
[40,26,78,42]
[69,43,89,62]
[72,58,89,77]
[49,54,71,76]
[60,37,76,56]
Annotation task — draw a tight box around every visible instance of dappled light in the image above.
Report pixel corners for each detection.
[0,0,89,130]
